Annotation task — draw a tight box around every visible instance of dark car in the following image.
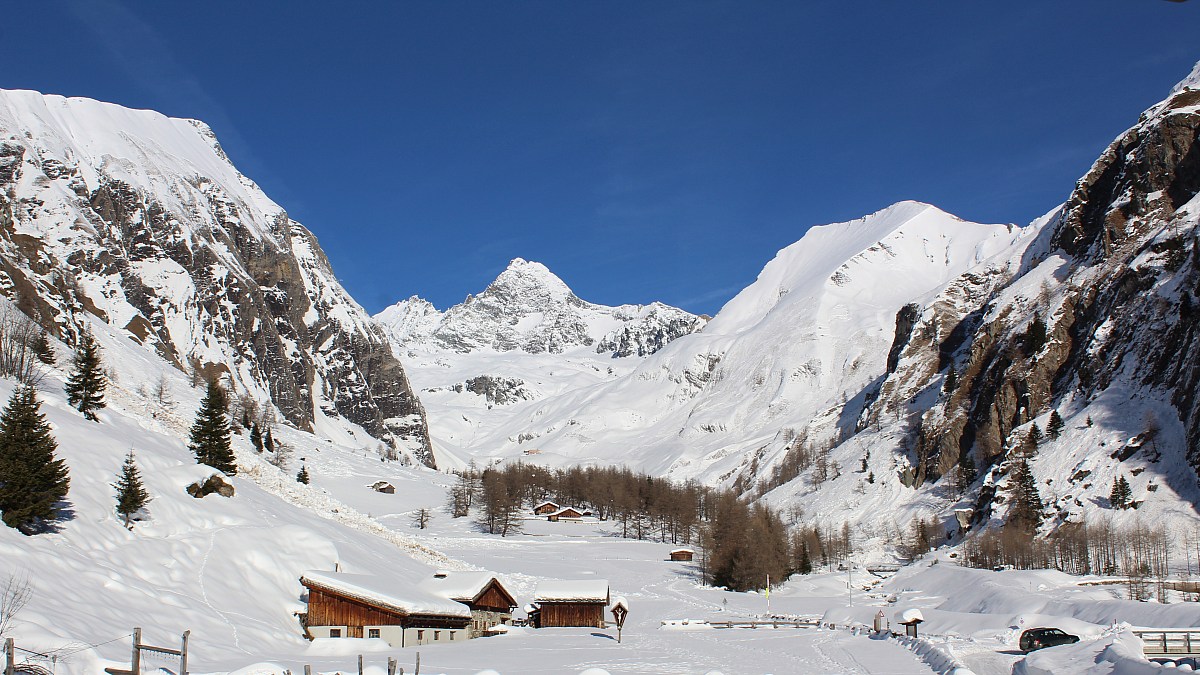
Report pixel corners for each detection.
[1019,627,1080,652]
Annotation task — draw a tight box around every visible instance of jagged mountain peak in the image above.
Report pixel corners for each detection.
[377,257,704,358]
[473,257,579,307]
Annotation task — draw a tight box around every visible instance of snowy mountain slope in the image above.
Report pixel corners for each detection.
[419,202,1032,483]
[0,307,464,674]
[0,89,432,464]
[375,258,705,469]
[791,61,1200,537]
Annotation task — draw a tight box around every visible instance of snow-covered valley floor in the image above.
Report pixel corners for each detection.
[2,320,1198,675]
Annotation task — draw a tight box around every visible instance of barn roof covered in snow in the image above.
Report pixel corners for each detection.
[301,571,471,618]
[533,579,610,603]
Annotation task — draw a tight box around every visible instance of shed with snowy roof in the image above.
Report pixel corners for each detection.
[300,571,470,647]
[530,579,610,628]
[420,570,518,635]
[546,507,584,522]
[669,548,695,562]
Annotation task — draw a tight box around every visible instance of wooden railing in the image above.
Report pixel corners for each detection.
[1133,629,1200,656]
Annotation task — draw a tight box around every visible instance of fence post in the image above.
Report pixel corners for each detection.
[304,665,312,675]
[388,657,397,675]
[6,637,14,675]
[358,654,363,675]
[180,630,190,675]
[132,627,142,675]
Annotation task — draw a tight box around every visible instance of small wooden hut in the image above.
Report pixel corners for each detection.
[420,571,518,635]
[546,507,583,522]
[530,580,610,628]
[300,571,470,647]
[669,548,695,562]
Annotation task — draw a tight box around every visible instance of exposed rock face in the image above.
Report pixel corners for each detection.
[889,73,1200,488]
[462,375,533,406]
[0,89,433,466]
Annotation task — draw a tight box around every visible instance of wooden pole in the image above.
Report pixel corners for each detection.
[304,665,312,675]
[414,651,420,675]
[180,630,190,675]
[5,637,15,675]
[132,627,142,675]
[388,657,397,675]
[358,654,363,675]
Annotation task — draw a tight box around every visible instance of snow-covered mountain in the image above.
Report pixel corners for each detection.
[0,89,432,464]
[375,258,705,468]
[867,59,1200,533]
[378,257,704,357]
[418,203,1031,479]
[392,61,1200,541]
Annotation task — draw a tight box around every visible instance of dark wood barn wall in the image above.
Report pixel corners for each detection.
[540,602,606,628]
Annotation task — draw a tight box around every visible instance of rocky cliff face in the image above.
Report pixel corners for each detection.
[0,89,433,466]
[847,64,1200,530]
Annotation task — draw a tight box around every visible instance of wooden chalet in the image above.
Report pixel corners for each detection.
[530,579,610,628]
[531,501,560,516]
[546,506,584,522]
[420,571,518,635]
[300,571,470,647]
[669,548,695,562]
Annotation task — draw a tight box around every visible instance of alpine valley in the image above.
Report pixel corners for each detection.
[0,59,1198,675]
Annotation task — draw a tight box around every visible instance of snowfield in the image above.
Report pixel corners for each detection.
[1,309,1196,675]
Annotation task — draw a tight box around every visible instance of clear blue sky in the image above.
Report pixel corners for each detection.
[5,2,1197,316]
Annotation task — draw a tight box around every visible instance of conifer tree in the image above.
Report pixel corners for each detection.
[944,366,958,394]
[1024,313,1049,355]
[957,453,978,495]
[113,450,150,529]
[264,426,275,453]
[30,331,54,366]
[797,542,812,575]
[1006,457,1043,533]
[1047,411,1065,441]
[1110,475,1132,509]
[296,464,310,484]
[250,423,264,453]
[189,380,236,474]
[0,386,69,534]
[64,331,106,421]
[1025,423,1044,454]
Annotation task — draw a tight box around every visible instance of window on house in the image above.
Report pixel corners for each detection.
[449,631,455,640]
[368,628,380,639]
[329,629,341,638]
[417,630,424,641]
[434,631,441,640]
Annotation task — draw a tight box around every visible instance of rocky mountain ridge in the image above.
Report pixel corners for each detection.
[377,257,705,357]
[0,89,434,465]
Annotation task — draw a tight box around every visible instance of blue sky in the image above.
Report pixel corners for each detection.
[5,2,1198,316]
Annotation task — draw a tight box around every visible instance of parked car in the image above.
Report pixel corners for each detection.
[1019,627,1080,652]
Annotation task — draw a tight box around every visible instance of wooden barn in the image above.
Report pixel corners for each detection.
[531,501,560,516]
[669,548,695,562]
[530,579,610,628]
[546,507,584,522]
[420,570,518,636]
[300,571,470,647]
